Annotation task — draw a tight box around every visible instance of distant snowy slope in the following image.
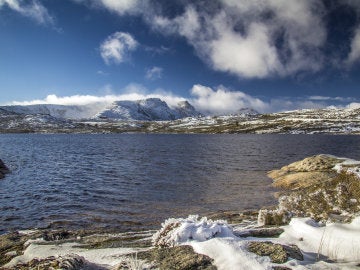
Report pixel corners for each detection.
[0,104,106,120]
[94,98,201,121]
[174,100,202,118]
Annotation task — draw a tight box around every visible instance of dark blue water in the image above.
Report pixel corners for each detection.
[1,134,360,233]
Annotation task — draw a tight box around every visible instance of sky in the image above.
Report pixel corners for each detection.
[1,0,360,114]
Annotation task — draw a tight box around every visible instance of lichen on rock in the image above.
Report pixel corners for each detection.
[265,155,360,223]
[138,246,217,270]
[247,241,303,264]
[268,155,339,189]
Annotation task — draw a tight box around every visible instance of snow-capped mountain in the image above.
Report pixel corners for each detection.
[94,98,201,121]
[0,104,105,120]
[0,98,201,121]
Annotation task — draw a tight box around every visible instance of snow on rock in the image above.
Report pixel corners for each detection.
[5,240,147,269]
[191,238,270,270]
[152,214,360,270]
[95,98,201,121]
[0,104,106,120]
[333,157,360,178]
[152,215,234,247]
[280,216,360,262]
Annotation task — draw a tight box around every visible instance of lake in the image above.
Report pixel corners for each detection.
[1,134,360,234]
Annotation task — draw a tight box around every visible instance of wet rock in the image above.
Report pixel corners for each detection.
[139,245,217,270]
[0,159,9,179]
[42,230,71,241]
[257,209,291,226]
[247,241,303,264]
[3,254,85,270]
[236,227,284,238]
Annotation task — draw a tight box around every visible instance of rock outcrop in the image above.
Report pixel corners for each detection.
[268,155,339,189]
[266,155,360,223]
[0,159,9,179]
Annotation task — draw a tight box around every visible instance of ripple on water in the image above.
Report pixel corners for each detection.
[1,133,360,233]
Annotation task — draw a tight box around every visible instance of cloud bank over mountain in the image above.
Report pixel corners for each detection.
[8,84,359,115]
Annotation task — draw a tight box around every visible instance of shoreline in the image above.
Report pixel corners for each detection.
[1,154,360,269]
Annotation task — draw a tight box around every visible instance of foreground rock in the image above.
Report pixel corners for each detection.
[268,155,339,189]
[265,154,360,223]
[2,254,86,270]
[247,241,303,264]
[139,246,216,270]
[0,159,9,179]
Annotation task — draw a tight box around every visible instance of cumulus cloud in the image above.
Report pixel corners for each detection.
[100,32,138,65]
[9,86,186,109]
[145,66,163,80]
[0,0,53,24]
[9,83,359,115]
[346,28,360,65]
[150,1,326,78]
[75,0,143,15]
[190,84,269,114]
[97,0,141,15]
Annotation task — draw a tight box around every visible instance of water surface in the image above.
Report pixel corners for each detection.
[1,134,360,233]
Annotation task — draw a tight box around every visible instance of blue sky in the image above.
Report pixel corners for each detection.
[1,0,360,113]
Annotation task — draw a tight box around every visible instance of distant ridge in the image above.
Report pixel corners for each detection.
[0,98,202,121]
[94,98,202,121]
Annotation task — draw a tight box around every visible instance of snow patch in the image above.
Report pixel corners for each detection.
[152,215,234,247]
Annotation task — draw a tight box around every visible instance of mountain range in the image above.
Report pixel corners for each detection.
[0,98,202,121]
[1,98,360,134]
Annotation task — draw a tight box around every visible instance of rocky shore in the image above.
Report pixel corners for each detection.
[1,155,360,269]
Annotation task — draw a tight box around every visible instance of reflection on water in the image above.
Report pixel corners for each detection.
[1,134,360,233]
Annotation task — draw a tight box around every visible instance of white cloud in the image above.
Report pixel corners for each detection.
[150,1,326,79]
[98,0,140,15]
[9,83,359,115]
[346,28,360,65]
[9,85,186,109]
[145,66,163,80]
[308,96,355,102]
[346,102,360,110]
[208,21,282,78]
[100,32,138,65]
[0,0,53,24]
[190,84,269,114]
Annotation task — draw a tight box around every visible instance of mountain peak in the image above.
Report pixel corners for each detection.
[95,98,201,121]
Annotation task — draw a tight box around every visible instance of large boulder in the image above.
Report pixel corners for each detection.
[268,155,339,189]
[0,159,9,179]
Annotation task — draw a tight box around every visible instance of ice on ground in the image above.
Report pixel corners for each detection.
[331,155,360,178]
[5,240,149,269]
[191,238,272,270]
[152,215,234,247]
[153,215,360,270]
[280,217,360,262]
